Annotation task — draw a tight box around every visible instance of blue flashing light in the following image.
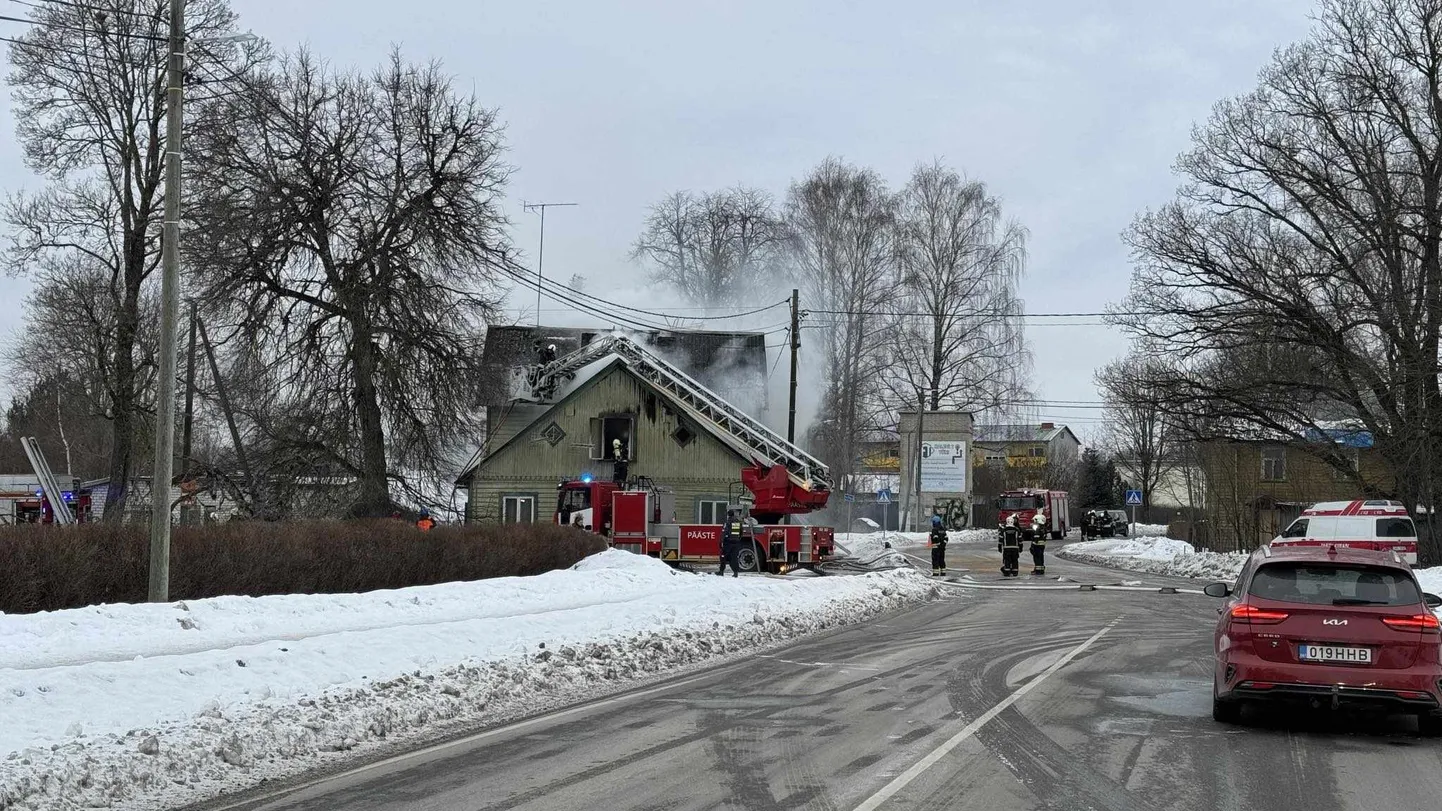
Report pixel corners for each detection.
[580,473,593,484]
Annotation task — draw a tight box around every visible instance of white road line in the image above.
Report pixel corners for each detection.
[850,618,1119,811]
[204,670,720,811]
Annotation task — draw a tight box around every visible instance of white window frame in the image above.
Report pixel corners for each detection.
[502,494,536,523]
[697,499,730,524]
[1261,446,1287,482]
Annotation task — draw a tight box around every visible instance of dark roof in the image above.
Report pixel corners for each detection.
[479,325,768,407]
[973,424,1079,444]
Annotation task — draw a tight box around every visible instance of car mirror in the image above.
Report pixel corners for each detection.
[1424,593,1442,609]
[1203,582,1231,598]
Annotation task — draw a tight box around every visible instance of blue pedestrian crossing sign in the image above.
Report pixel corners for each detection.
[843,493,855,503]
[877,488,893,504]
[1125,489,1143,506]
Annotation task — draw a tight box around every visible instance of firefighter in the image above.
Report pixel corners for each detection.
[416,508,435,532]
[998,515,1022,577]
[1029,511,1047,576]
[928,514,948,576]
[718,510,743,577]
[611,438,629,485]
[540,343,557,364]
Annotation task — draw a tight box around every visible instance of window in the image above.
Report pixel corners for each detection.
[590,415,635,461]
[1261,447,1286,481]
[1376,517,1416,538]
[672,423,696,448]
[997,495,1044,511]
[1332,449,1359,481]
[1279,518,1308,539]
[502,495,536,523]
[1248,563,1421,606]
[697,499,729,524]
[1027,446,1045,457]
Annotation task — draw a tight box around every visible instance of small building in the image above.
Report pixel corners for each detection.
[972,422,1082,468]
[898,410,975,529]
[457,330,821,526]
[1199,428,1392,550]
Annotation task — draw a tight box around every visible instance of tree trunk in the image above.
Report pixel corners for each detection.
[348,330,392,517]
[101,291,141,522]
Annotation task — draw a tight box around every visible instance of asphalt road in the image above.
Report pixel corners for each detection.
[204,549,1442,811]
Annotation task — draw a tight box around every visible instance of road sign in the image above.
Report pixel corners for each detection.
[1125,489,1142,506]
[843,493,855,503]
[877,488,892,504]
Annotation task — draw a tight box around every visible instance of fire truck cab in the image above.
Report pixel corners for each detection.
[997,488,1069,541]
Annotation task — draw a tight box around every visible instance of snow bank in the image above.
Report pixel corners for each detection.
[1058,536,1248,581]
[1128,523,1172,538]
[0,550,938,811]
[1417,566,1442,597]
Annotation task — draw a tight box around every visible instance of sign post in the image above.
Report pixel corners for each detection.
[877,488,892,546]
[1125,489,1142,533]
[844,492,855,537]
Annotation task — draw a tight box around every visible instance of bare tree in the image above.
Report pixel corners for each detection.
[884,161,1031,416]
[3,0,262,519]
[1096,353,1175,523]
[785,157,898,489]
[185,50,512,517]
[1114,0,1442,562]
[633,187,788,306]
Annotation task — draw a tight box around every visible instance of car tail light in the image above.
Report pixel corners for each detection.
[1381,614,1442,633]
[1229,604,1289,625]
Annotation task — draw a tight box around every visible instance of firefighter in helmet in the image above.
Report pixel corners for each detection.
[611,438,629,485]
[718,509,743,577]
[1029,510,1048,576]
[928,514,948,576]
[998,514,1023,577]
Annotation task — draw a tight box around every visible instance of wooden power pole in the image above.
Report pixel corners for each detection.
[787,289,800,444]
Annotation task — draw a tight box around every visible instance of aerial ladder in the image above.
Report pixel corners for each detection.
[20,436,76,524]
[511,333,832,499]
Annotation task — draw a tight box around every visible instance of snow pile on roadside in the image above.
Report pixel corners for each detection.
[1128,523,1172,538]
[0,551,939,811]
[1058,536,1247,581]
[1416,568,1442,618]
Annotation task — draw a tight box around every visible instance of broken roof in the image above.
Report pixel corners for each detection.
[478,325,768,407]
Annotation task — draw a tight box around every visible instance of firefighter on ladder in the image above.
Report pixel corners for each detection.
[1029,511,1047,576]
[998,515,1022,577]
[928,514,948,576]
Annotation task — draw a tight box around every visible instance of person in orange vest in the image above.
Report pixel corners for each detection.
[416,508,436,531]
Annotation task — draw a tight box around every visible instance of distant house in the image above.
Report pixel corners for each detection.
[1199,427,1392,549]
[972,422,1081,469]
[456,328,807,526]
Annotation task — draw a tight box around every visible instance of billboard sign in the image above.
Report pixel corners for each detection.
[920,440,967,493]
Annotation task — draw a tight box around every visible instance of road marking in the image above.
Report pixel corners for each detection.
[850,619,1119,811]
[203,670,721,811]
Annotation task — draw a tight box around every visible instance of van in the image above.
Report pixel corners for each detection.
[1270,500,1418,565]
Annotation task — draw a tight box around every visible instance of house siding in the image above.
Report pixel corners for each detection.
[1200,441,1395,550]
[466,365,752,523]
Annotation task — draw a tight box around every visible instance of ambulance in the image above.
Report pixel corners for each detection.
[1270,500,1418,565]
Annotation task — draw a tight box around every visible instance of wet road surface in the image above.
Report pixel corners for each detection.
[201,550,1442,811]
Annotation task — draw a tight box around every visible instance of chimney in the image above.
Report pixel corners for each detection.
[1040,422,1054,431]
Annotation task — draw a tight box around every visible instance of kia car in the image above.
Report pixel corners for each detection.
[1205,545,1442,734]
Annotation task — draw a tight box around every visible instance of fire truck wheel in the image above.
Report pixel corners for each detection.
[735,546,762,573]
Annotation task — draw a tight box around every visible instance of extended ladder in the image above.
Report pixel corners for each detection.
[517,334,832,492]
[21,436,76,524]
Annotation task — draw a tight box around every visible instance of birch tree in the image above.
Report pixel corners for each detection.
[633,187,788,306]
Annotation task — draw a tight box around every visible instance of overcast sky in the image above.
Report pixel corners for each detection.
[0,0,1319,440]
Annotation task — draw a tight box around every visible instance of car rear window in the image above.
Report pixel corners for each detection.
[1248,563,1421,606]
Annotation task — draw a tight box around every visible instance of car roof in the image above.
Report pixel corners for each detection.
[1254,544,1412,570]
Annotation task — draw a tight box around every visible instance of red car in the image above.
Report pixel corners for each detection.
[1205,544,1442,734]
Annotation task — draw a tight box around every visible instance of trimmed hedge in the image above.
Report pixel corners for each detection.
[0,520,608,614]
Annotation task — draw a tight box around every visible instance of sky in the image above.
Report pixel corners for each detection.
[0,0,1320,442]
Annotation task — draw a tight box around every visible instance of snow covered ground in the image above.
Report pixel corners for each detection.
[0,551,938,811]
[1058,536,1248,581]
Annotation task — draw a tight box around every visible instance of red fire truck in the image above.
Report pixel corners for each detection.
[996,488,1069,540]
[555,464,834,574]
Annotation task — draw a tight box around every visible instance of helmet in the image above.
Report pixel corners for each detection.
[419,508,430,518]
[547,343,556,352]
[1006,515,1017,527]
[612,438,621,447]
[931,515,942,527]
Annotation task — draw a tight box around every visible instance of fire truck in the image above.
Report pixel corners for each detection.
[996,488,1069,541]
[528,334,835,574]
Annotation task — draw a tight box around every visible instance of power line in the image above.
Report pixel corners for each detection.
[0,10,168,41]
[0,30,88,57]
[807,308,1139,319]
[11,0,154,19]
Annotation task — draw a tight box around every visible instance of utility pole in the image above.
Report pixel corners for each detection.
[180,300,198,480]
[522,201,577,326]
[915,390,927,532]
[787,289,800,444]
[149,0,185,603]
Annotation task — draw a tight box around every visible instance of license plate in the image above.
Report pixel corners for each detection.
[1298,644,1372,664]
